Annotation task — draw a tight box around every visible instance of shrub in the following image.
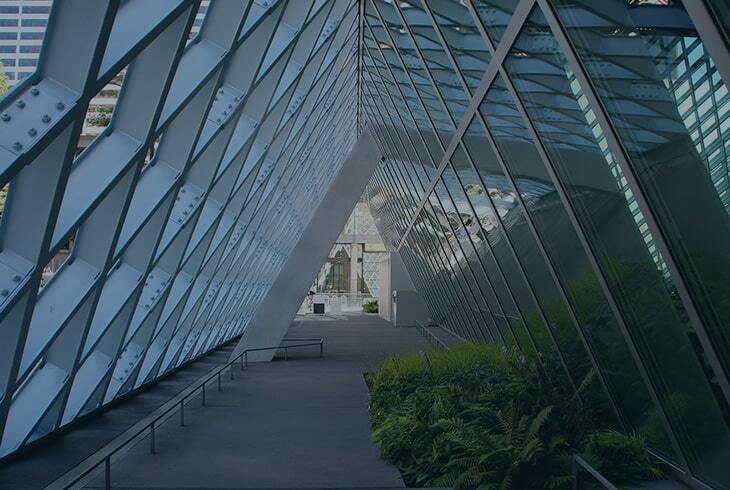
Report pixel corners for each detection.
[582,431,662,484]
[367,342,662,489]
[363,300,378,313]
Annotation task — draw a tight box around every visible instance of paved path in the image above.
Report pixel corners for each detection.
[82,313,431,489]
[0,341,238,490]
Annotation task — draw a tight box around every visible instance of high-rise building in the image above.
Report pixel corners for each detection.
[0,0,209,142]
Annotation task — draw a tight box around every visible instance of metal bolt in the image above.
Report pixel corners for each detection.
[12,142,22,151]
[56,101,65,110]
[216,118,221,123]
[16,100,25,109]
[12,275,21,283]
[1,113,10,122]
[0,289,8,297]
[30,87,39,96]
[42,114,51,123]
[28,128,37,137]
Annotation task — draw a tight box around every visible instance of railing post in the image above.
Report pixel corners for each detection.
[240,354,245,370]
[284,347,288,361]
[150,422,156,454]
[180,400,185,426]
[202,384,206,406]
[217,372,222,392]
[105,456,111,490]
[244,351,248,368]
[320,341,323,357]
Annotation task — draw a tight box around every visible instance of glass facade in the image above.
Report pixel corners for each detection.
[363,1,730,488]
[1,1,730,486]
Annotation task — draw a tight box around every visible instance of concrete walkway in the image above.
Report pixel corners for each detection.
[0,340,239,490]
[83,313,431,489]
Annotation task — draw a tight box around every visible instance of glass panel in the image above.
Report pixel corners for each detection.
[472,0,519,46]
[361,32,429,212]
[460,115,618,425]
[366,0,452,152]
[422,197,490,339]
[412,207,479,336]
[424,0,492,91]
[432,177,504,341]
[437,166,529,346]
[508,7,730,484]
[480,73,677,458]
[552,1,730,434]
[397,0,472,125]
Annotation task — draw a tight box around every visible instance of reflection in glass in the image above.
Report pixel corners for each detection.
[480,73,678,460]
[507,7,730,485]
[424,0,492,90]
[552,0,730,418]
[472,0,519,46]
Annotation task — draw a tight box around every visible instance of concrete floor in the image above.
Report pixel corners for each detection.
[0,341,239,490]
[81,313,432,489]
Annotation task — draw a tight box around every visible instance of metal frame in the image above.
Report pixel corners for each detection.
[0,0,359,460]
[48,337,324,490]
[362,1,730,488]
[1,2,730,488]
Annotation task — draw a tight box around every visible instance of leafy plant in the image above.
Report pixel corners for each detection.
[581,431,662,484]
[367,341,663,488]
[363,300,378,313]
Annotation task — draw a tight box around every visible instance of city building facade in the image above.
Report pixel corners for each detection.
[304,197,387,312]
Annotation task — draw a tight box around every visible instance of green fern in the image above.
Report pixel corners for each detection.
[367,341,663,489]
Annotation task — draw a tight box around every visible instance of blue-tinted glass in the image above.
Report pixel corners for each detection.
[428,0,491,91]
[480,73,677,458]
[472,0,518,46]
[511,6,730,484]
[551,0,730,395]
[459,115,617,425]
[21,19,46,27]
[398,0,471,125]
[366,0,453,150]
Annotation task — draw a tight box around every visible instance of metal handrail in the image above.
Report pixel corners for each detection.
[49,338,324,490]
[572,454,617,490]
[243,339,323,366]
[415,321,449,349]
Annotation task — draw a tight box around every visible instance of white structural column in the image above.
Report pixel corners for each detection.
[231,129,380,362]
[349,242,361,294]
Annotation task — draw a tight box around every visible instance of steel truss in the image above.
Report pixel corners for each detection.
[0,0,358,459]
